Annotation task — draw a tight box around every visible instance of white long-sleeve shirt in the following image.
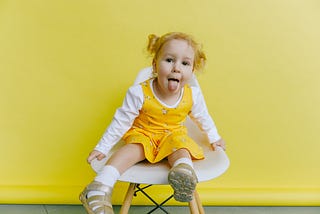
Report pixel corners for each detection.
[94,79,221,155]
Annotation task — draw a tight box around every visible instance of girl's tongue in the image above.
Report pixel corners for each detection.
[168,79,179,91]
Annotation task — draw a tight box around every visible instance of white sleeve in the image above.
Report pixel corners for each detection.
[189,86,221,143]
[94,85,144,155]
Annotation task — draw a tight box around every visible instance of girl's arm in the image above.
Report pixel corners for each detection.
[93,84,144,155]
[189,86,225,150]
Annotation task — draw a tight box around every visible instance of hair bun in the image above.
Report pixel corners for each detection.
[147,34,160,55]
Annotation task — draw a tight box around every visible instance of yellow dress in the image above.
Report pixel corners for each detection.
[123,79,204,163]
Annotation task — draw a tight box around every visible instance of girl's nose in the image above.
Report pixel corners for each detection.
[173,63,181,73]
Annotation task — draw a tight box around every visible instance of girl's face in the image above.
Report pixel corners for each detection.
[153,39,195,96]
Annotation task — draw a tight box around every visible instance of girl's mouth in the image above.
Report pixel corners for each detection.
[168,78,180,91]
[168,78,179,83]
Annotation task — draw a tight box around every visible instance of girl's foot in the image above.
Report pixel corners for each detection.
[80,181,114,214]
[168,163,198,202]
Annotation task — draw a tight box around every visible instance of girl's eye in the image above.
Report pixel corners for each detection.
[182,61,191,66]
[165,58,173,63]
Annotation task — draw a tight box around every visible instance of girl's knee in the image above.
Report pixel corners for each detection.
[174,148,191,157]
[126,143,146,159]
[127,143,144,153]
[168,148,191,165]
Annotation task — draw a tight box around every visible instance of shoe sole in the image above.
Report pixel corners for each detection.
[168,166,197,202]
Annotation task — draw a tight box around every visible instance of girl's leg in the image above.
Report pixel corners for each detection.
[167,148,193,167]
[93,143,145,187]
[80,143,145,214]
[167,148,197,203]
[107,143,146,174]
[94,143,145,188]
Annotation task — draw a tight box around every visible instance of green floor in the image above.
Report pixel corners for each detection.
[0,205,319,214]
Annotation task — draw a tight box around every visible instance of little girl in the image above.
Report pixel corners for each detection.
[80,32,226,214]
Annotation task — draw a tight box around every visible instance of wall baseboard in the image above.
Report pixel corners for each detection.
[1,184,320,206]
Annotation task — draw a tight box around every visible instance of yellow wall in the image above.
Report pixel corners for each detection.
[1,0,320,205]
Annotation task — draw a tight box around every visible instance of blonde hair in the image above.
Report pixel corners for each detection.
[147,32,206,72]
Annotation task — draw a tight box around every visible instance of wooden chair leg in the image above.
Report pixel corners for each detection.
[119,183,136,214]
[189,197,200,214]
[194,190,205,214]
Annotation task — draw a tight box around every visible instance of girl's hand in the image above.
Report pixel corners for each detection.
[87,150,106,164]
[211,138,226,151]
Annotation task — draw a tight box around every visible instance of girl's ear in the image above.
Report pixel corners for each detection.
[152,60,156,70]
[152,60,158,78]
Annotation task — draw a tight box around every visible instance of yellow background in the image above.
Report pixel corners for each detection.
[1,0,320,205]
